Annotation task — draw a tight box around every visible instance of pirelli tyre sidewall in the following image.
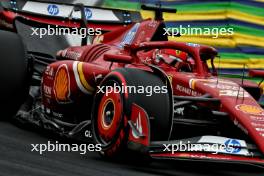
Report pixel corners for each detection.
[92,72,128,158]
[92,68,172,158]
[0,30,29,117]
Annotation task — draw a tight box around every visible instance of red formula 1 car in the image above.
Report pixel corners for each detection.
[1,2,264,167]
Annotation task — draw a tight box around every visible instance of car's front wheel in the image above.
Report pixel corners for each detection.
[92,68,173,159]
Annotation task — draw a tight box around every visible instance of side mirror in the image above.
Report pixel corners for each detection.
[104,54,133,64]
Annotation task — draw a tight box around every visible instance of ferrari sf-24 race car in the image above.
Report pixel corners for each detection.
[1,1,264,167]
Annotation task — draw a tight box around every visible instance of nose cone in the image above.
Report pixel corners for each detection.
[191,77,264,154]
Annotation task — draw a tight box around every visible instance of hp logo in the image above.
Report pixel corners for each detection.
[84,8,93,20]
[225,139,241,154]
[47,5,59,16]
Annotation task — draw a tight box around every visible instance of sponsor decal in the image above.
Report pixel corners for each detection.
[255,128,264,132]
[163,136,248,155]
[187,43,200,47]
[119,23,140,48]
[45,66,54,77]
[190,78,249,98]
[23,2,119,21]
[250,116,264,121]
[236,104,264,116]
[204,84,239,90]
[196,136,249,155]
[47,4,59,16]
[224,139,241,154]
[84,8,93,20]
[189,78,237,90]
[219,89,250,98]
[251,122,264,127]
[54,64,71,103]
[176,84,202,96]
[73,61,94,95]
[65,51,81,60]
[85,130,93,138]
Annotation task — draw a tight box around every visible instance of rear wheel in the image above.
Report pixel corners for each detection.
[92,68,173,158]
[0,30,29,118]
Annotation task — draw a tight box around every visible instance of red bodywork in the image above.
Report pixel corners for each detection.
[0,10,125,31]
[0,3,139,32]
[2,2,264,166]
[40,18,264,165]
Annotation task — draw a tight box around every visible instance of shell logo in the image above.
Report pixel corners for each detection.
[54,64,70,102]
[236,104,264,116]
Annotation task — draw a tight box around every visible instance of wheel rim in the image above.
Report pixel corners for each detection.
[97,85,123,144]
[102,99,115,128]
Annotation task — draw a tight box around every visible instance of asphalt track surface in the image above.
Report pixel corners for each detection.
[0,120,264,176]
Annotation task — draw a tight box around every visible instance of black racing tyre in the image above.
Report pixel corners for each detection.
[92,77,127,158]
[92,68,173,158]
[0,30,29,118]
